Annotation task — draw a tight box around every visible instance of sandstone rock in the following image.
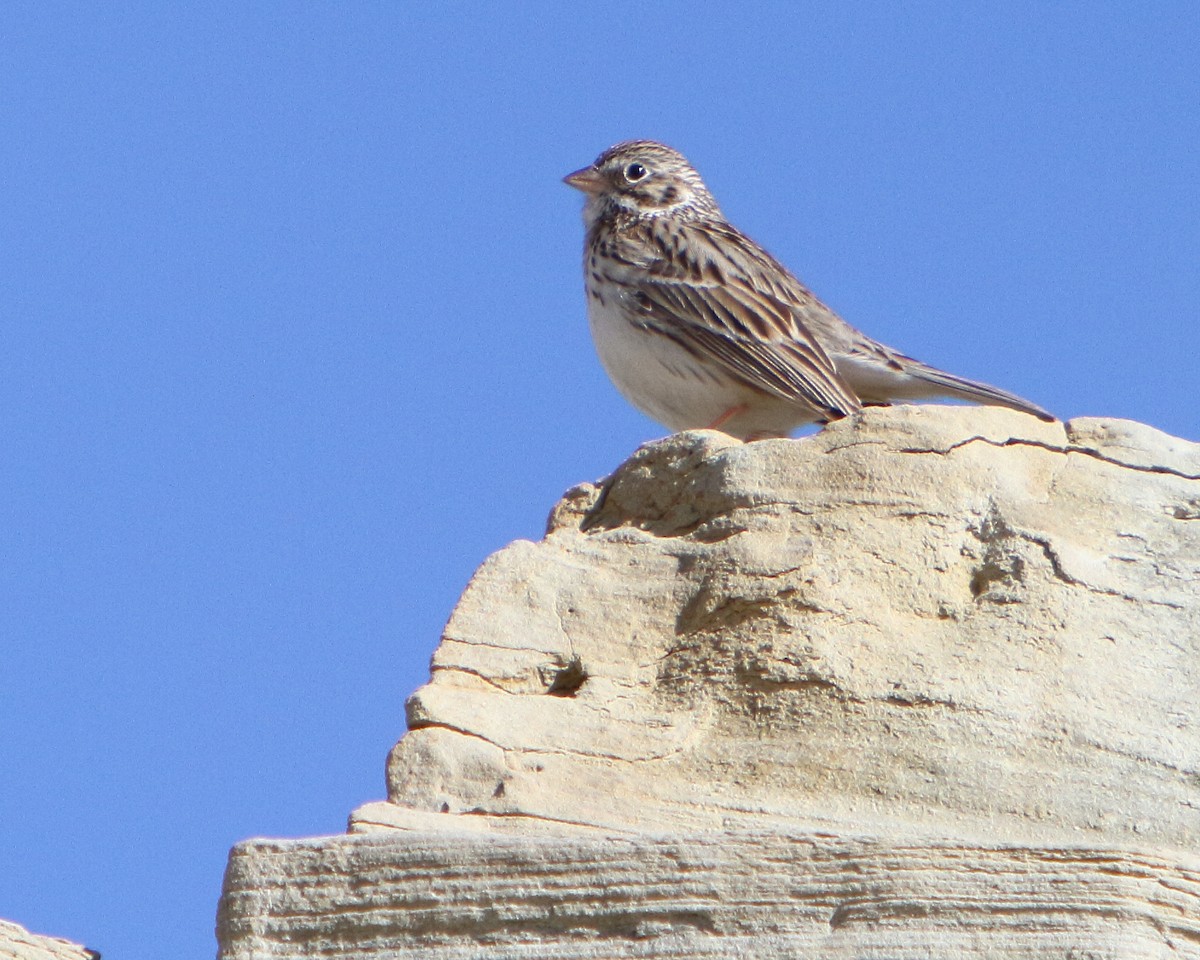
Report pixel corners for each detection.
[217,406,1200,959]
[0,920,95,960]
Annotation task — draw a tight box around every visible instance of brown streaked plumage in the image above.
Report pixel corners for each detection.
[564,139,1053,440]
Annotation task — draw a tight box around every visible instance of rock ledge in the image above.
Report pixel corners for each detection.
[218,406,1200,959]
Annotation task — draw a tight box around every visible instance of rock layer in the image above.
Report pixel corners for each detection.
[219,831,1200,959]
[218,406,1200,959]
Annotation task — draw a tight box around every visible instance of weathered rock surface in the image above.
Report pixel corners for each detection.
[0,920,94,960]
[218,406,1200,959]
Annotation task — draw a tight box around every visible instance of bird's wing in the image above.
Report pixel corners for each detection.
[622,219,862,418]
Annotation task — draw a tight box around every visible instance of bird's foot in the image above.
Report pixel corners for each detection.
[705,404,748,430]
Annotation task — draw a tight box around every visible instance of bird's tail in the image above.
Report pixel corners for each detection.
[902,360,1055,422]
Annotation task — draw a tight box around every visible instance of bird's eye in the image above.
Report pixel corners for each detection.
[624,162,648,182]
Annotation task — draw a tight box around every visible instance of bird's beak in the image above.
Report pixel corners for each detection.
[563,165,606,194]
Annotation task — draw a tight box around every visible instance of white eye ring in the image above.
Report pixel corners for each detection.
[624,162,648,182]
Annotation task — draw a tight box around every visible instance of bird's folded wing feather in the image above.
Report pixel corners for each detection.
[626,221,861,417]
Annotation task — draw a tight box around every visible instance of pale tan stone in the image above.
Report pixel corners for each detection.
[0,920,94,960]
[218,406,1200,958]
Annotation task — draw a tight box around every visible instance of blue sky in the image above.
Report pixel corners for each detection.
[2,4,1197,958]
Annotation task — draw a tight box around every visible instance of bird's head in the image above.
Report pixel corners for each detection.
[564,140,721,226]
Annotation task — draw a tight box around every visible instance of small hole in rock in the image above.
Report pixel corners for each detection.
[546,657,588,697]
[439,802,450,813]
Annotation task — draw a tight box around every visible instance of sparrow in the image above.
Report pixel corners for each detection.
[565,139,1052,440]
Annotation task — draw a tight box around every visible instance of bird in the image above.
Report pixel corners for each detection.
[563,139,1053,440]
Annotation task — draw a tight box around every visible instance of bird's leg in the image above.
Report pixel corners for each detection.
[705,404,748,430]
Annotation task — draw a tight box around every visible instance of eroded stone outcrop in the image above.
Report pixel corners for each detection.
[0,920,95,960]
[218,406,1200,959]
